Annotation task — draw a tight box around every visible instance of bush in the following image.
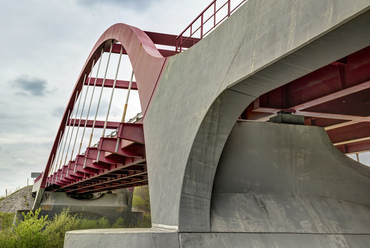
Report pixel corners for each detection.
[0,209,49,248]
[45,209,112,248]
[139,214,151,228]
[0,209,114,248]
[132,186,150,214]
[0,212,15,230]
[44,209,81,248]
[0,229,14,248]
[0,202,152,247]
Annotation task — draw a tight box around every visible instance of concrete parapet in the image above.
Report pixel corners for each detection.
[64,228,179,248]
[66,231,370,248]
[178,233,370,248]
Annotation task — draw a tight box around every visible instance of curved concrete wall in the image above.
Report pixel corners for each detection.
[144,0,370,231]
[211,121,370,233]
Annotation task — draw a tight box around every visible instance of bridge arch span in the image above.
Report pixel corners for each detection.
[35,23,167,207]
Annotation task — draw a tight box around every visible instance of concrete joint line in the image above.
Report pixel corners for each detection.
[182,191,211,200]
[152,223,179,231]
[228,88,258,97]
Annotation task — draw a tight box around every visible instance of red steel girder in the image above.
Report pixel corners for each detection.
[74,177,148,194]
[337,140,370,154]
[98,137,145,157]
[58,158,146,191]
[64,169,147,193]
[251,46,370,117]
[327,122,370,145]
[251,79,370,122]
[242,45,370,154]
[117,123,144,144]
[67,119,120,129]
[109,44,176,57]
[84,77,138,90]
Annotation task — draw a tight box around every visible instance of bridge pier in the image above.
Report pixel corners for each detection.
[36,189,142,226]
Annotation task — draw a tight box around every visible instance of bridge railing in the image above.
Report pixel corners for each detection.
[175,0,247,52]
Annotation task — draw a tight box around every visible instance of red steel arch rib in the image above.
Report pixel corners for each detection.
[35,24,168,204]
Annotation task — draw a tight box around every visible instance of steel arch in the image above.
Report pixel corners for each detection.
[34,23,168,208]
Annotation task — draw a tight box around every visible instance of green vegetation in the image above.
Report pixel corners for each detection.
[133,186,150,214]
[138,214,151,228]
[0,209,48,248]
[0,212,15,230]
[133,186,151,228]
[0,209,126,248]
[0,186,152,247]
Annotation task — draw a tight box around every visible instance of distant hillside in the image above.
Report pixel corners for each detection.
[0,186,34,213]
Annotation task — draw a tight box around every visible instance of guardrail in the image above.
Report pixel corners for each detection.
[176,0,246,52]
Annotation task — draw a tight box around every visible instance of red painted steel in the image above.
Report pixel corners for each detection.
[84,77,138,90]
[243,45,370,154]
[39,23,171,194]
[176,0,246,52]
[117,123,145,144]
[110,43,177,57]
[67,119,120,129]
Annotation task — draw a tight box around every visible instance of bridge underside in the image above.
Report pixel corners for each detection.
[242,45,370,155]
[46,122,148,195]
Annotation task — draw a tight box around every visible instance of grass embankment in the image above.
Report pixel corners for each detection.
[0,212,15,230]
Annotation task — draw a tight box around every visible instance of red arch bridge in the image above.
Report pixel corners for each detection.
[32,0,370,207]
[29,1,370,247]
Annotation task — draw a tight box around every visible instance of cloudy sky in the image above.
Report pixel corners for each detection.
[0,0,214,196]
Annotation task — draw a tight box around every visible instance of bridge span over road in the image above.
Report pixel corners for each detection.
[32,0,370,247]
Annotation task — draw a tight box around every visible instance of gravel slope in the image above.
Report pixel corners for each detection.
[0,186,34,213]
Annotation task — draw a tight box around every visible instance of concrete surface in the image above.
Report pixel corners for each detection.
[39,190,142,226]
[145,0,370,232]
[64,228,179,248]
[178,233,370,248]
[211,121,370,234]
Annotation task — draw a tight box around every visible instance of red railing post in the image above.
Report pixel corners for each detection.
[176,38,179,53]
[214,1,217,26]
[180,35,183,52]
[228,0,231,17]
[201,14,204,38]
[176,0,246,53]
